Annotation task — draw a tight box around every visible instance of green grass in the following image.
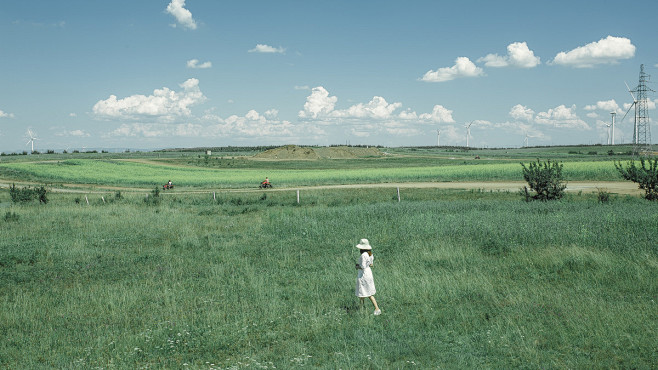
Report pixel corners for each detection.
[0,158,624,188]
[1,189,656,368]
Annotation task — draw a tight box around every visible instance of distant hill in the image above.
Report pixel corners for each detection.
[253,145,383,159]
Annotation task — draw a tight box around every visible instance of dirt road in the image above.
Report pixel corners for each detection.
[0,180,644,195]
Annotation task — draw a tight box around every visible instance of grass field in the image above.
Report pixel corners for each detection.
[0,157,627,189]
[0,146,656,368]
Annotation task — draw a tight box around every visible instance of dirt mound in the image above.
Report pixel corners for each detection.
[253,145,382,160]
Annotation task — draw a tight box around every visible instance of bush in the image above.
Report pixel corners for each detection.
[597,188,611,203]
[9,184,48,204]
[614,157,658,201]
[520,159,567,201]
[144,187,161,205]
[4,211,19,222]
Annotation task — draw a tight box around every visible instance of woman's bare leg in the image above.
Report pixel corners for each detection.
[369,296,380,311]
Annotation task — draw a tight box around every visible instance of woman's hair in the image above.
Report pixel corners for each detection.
[360,249,372,256]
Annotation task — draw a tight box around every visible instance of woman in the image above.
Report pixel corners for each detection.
[355,238,381,315]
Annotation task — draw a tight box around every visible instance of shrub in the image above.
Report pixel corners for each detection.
[614,157,658,201]
[520,159,567,201]
[4,211,19,222]
[597,188,611,203]
[9,184,48,204]
[144,187,161,205]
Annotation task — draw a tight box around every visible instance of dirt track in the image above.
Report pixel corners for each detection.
[0,181,644,195]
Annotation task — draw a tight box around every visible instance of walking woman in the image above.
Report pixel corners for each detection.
[355,238,381,315]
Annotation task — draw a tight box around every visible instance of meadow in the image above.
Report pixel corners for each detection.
[0,146,656,368]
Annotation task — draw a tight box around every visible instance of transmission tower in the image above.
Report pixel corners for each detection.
[630,64,653,154]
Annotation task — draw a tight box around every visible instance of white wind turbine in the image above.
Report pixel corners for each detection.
[436,129,441,147]
[26,129,38,153]
[465,121,474,147]
[620,81,637,142]
[603,122,611,145]
[609,112,616,145]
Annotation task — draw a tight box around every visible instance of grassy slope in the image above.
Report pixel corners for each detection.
[0,190,656,368]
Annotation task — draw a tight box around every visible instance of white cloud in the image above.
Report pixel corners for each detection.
[108,123,205,138]
[331,96,402,119]
[478,42,540,68]
[69,113,77,117]
[294,85,310,90]
[166,0,197,30]
[584,99,621,113]
[419,105,455,123]
[509,104,535,121]
[535,105,590,129]
[550,36,635,68]
[186,59,212,69]
[299,86,454,125]
[0,109,14,118]
[198,110,297,139]
[420,57,484,82]
[92,78,206,122]
[298,87,337,119]
[248,44,286,54]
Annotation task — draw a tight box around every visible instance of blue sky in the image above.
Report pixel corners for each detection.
[1,0,657,152]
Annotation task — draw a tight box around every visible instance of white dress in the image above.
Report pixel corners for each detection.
[355,252,376,297]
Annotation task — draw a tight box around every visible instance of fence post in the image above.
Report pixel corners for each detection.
[213,192,216,200]
[397,187,401,202]
[297,189,300,204]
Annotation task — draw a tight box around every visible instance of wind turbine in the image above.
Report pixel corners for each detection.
[523,132,535,147]
[436,129,441,147]
[620,81,637,141]
[26,129,38,153]
[610,112,616,145]
[465,121,474,147]
[603,122,611,145]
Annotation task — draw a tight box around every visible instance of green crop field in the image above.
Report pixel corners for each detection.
[0,158,624,189]
[0,146,656,368]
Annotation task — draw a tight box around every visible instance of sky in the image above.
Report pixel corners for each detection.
[1,0,657,152]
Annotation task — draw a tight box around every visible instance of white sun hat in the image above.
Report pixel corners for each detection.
[355,238,372,250]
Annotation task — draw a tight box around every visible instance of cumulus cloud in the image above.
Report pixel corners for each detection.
[299,86,454,125]
[478,42,540,68]
[584,99,621,113]
[186,59,212,69]
[421,57,484,82]
[419,105,455,123]
[92,78,206,122]
[298,87,338,119]
[550,36,635,68]
[509,104,535,121]
[0,109,14,118]
[508,104,589,130]
[166,0,197,30]
[535,105,590,129]
[331,96,402,120]
[248,44,286,54]
[108,123,205,138]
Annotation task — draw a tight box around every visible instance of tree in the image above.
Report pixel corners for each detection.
[614,158,658,201]
[520,159,567,201]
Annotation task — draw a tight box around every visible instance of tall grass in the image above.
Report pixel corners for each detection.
[0,190,655,368]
